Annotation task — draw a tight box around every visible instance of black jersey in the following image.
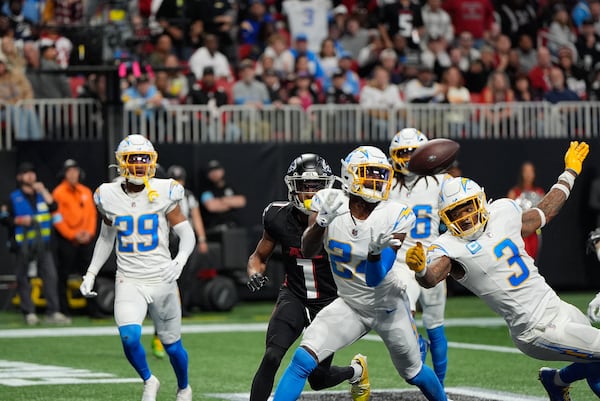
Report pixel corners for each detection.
[263,201,337,306]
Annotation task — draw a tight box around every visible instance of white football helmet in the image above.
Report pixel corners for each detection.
[439,177,489,240]
[115,134,158,185]
[340,146,393,203]
[389,128,428,175]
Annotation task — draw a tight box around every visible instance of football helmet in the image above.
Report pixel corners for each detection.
[284,153,335,214]
[115,134,158,185]
[341,146,393,203]
[389,128,428,174]
[439,177,489,240]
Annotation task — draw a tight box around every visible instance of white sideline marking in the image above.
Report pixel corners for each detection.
[206,388,546,401]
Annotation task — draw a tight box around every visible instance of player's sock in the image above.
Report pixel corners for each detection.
[250,346,286,401]
[585,362,600,396]
[559,363,588,384]
[427,326,448,386]
[407,364,447,401]
[308,364,354,390]
[272,347,317,401]
[118,324,151,380]
[164,339,189,389]
[418,334,429,363]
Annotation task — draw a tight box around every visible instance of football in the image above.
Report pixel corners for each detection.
[407,138,460,175]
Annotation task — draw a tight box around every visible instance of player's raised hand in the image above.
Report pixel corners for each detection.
[161,260,183,283]
[80,272,97,298]
[564,141,589,175]
[406,242,426,273]
[247,273,269,292]
[313,189,346,227]
[588,292,600,323]
[368,228,401,255]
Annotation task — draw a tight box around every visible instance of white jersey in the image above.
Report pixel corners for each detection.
[323,190,416,310]
[282,0,330,53]
[427,199,558,335]
[389,174,447,264]
[94,177,185,283]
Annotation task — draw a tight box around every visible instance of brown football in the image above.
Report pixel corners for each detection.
[407,138,460,175]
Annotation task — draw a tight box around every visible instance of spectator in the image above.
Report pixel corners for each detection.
[495,0,537,45]
[456,31,481,72]
[326,68,357,104]
[481,70,514,137]
[189,66,229,106]
[122,74,166,120]
[189,34,233,81]
[200,160,247,232]
[162,54,189,103]
[239,0,275,59]
[359,65,404,139]
[421,35,451,75]
[547,5,577,58]
[1,162,71,325]
[282,0,329,53]
[339,16,370,59]
[515,34,537,74]
[512,72,535,102]
[507,161,545,261]
[2,0,34,42]
[261,33,295,78]
[443,0,494,47]
[182,19,205,60]
[379,48,403,85]
[378,0,424,51]
[356,33,385,78]
[404,65,445,103]
[51,159,102,318]
[150,0,186,56]
[441,66,471,135]
[318,38,339,80]
[528,46,554,99]
[166,165,209,316]
[38,25,73,69]
[331,3,349,34]
[262,68,287,104]
[147,34,174,67]
[288,71,320,110]
[289,34,325,82]
[557,47,587,100]
[232,59,270,106]
[464,58,490,94]
[576,18,600,72]
[77,73,107,103]
[421,0,454,51]
[50,0,84,25]
[544,66,580,103]
[493,34,512,73]
[35,41,72,99]
[572,0,598,28]
[1,35,25,74]
[0,52,42,140]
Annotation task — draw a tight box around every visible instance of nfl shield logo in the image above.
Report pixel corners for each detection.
[352,228,358,237]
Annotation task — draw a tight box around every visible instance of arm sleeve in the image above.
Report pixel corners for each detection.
[86,220,117,276]
[172,220,195,266]
[365,247,396,287]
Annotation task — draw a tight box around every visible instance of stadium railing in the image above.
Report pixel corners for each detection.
[3,100,600,150]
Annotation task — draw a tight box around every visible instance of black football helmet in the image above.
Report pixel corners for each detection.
[284,154,335,214]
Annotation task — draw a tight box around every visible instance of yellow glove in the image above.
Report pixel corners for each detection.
[564,141,589,175]
[406,242,426,273]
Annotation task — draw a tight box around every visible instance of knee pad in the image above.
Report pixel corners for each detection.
[118,324,142,348]
[290,347,318,378]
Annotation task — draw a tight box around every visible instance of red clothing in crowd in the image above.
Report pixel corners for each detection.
[442,0,494,39]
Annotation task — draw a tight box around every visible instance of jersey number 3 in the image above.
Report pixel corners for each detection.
[494,238,530,286]
[114,214,159,253]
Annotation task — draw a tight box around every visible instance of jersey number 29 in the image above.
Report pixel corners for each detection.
[114,214,159,253]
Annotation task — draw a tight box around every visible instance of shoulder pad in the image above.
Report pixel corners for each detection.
[168,179,185,202]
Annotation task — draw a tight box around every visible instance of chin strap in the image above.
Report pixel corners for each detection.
[143,175,159,202]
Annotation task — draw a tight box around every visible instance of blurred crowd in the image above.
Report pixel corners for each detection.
[2,0,600,114]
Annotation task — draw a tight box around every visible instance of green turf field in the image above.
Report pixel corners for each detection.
[0,292,597,401]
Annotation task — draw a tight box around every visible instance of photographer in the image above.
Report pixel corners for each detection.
[0,162,71,325]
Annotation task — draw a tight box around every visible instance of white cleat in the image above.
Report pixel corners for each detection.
[141,375,160,401]
[176,385,192,401]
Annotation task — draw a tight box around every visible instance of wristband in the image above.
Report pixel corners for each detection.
[198,237,206,243]
[532,207,546,228]
[558,171,576,188]
[415,266,428,278]
[551,183,570,198]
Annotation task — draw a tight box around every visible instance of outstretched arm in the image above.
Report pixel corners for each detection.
[302,213,326,258]
[522,141,589,237]
[406,242,453,288]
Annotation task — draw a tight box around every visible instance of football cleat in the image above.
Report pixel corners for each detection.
[141,375,160,401]
[539,367,571,401]
[350,354,371,401]
[24,313,39,326]
[175,385,192,401]
[151,335,165,359]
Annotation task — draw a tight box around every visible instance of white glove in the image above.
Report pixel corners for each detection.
[80,273,97,298]
[161,260,183,283]
[368,228,401,255]
[588,292,600,323]
[314,189,346,227]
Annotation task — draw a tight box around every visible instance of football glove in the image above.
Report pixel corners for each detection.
[314,190,345,228]
[406,242,426,273]
[588,292,600,323]
[586,228,600,255]
[247,273,269,292]
[161,260,183,283]
[368,228,401,255]
[564,141,589,175]
[80,273,97,298]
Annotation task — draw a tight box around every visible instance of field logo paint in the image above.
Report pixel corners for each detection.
[0,360,139,386]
